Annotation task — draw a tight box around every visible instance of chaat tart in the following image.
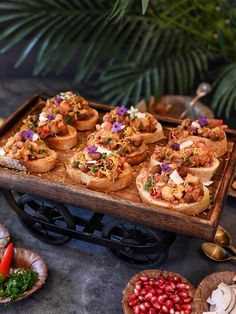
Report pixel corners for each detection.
[43,91,98,131]
[67,147,132,192]
[0,129,57,173]
[170,117,227,157]
[103,106,164,144]
[136,163,210,216]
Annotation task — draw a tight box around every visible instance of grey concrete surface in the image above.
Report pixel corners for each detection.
[0,79,235,314]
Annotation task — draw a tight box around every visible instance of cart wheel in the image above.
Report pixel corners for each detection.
[102,219,175,268]
[17,194,75,244]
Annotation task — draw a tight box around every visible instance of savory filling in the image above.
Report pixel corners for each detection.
[0,130,50,161]
[88,122,144,156]
[153,140,214,168]
[171,117,227,141]
[103,106,158,133]
[143,163,204,204]
[72,148,126,181]
[23,113,68,139]
[43,91,94,125]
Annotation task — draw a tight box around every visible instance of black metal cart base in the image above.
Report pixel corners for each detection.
[3,190,176,268]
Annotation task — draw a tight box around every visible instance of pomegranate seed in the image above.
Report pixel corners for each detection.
[157,295,165,305]
[133,305,141,314]
[153,302,161,310]
[159,284,166,290]
[179,291,188,298]
[173,276,180,282]
[149,280,154,286]
[173,295,180,303]
[150,288,157,295]
[184,284,190,290]
[134,288,139,296]
[167,276,174,282]
[144,292,153,301]
[175,312,180,314]
[177,283,186,290]
[183,311,191,314]
[170,282,176,290]
[128,293,136,299]
[148,309,156,314]
[140,276,148,281]
[175,304,181,311]
[164,284,173,293]
[150,296,158,303]
[138,296,144,302]
[145,285,152,291]
[139,303,146,312]
[182,304,192,310]
[165,299,173,309]
[156,289,164,295]
[135,284,142,291]
[141,289,147,296]
[136,280,143,285]
[161,305,169,313]
[143,281,149,286]
[183,297,193,303]
[129,299,138,308]
[169,309,175,314]
[144,302,151,309]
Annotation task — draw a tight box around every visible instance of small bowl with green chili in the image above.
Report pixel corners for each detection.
[0,248,47,303]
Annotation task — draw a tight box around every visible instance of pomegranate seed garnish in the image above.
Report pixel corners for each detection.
[169,309,175,314]
[128,292,136,299]
[138,296,144,302]
[164,284,173,293]
[139,303,146,312]
[165,299,173,308]
[150,296,158,303]
[177,283,186,290]
[173,295,180,303]
[144,302,151,309]
[179,291,188,298]
[140,276,148,281]
[173,276,180,282]
[183,297,193,303]
[159,284,166,290]
[134,288,139,296]
[183,310,191,314]
[136,284,142,291]
[156,289,164,295]
[182,304,192,310]
[129,299,138,308]
[184,284,190,290]
[144,292,153,301]
[136,280,143,286]
[150,288,157,295]
[148,308,156,314]
[145,285,152,292]
[175,312,180,314]
[133,305,141,314]
[157,295,164,305]
[161,305,169,313]
[175,304,181,311]
[167,275,174,281]
[153,302,161,310]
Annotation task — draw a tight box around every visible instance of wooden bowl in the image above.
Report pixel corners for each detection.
[0,222,10,248]
[122,269,195,314]
[0,248,48,303]
[193,271,236,313]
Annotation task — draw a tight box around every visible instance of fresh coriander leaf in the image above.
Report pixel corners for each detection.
[144,177,154,190]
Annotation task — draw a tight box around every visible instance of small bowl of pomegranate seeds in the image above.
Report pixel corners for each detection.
[122,269,195,314]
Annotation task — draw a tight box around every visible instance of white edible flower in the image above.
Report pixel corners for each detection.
[191,121,201,129]
[203,181,213,186]
[127,106,139,119]
[179,140,193,150]
[96,146,112,155]
[39,112,48,122]
[32,133,39,141]
[137,112,146,119]
[0,148,5,156]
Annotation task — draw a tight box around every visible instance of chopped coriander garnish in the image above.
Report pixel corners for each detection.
[65,115,75,125]
[101,153,107,159]
[105,138,112,145]
[30,152,36,158]
[0,269,38,302]
[144,177,154,191]
[39,149,47,154]
[28,122,38,130]
[183,125,188,130]
[91,166,99,173]
[72,161,80,168]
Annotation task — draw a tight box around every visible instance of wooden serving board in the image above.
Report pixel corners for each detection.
[0,94,235,241]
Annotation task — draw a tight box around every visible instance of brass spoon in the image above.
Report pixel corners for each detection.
[214,225,236,255]
[180,82,212,119]
[202,242,236,262]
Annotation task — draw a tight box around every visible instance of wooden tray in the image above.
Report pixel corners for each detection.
[0,94,235,241]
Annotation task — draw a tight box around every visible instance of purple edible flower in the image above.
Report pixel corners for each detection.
[199,116,208,127]
[47,114,56,121]
[171,143,180,151]
[116,106,127,116]
[21,129,34,141]
[55,96,62,104]
[160,162,172,173]
[86,145,98,154]
[111,121,123,133]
